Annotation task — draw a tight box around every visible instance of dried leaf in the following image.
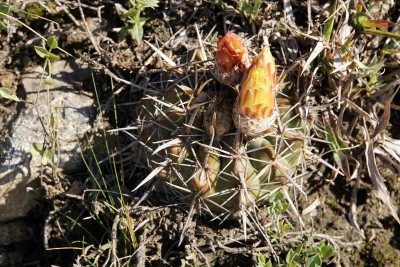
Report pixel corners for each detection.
[371,87,399,139]
[0,87,20,102]
[365,141,400,224]
[382,138,400,163]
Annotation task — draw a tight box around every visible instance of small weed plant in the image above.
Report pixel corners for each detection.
[260,192,336,267]
[119,0,159,43]
[257,240,335,267]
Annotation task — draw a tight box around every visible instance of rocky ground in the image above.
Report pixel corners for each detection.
[0,0,400,266]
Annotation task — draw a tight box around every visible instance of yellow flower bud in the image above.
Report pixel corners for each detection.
[233,46,277,136]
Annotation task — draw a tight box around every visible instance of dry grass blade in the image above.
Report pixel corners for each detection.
[301,40,324,75]
[344,99,375,121]
[302,197,320,216]
[144,40,184,74]
[365,141,400,224]
[282,186,304,227]
[382,137,400,164]
[348,176,365,239]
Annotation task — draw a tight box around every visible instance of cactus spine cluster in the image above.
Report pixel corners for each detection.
[133,32,307,212]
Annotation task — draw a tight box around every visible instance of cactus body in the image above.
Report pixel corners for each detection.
[134,87,306,211]
[133,35,307,212]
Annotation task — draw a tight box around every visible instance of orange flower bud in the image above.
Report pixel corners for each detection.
[214,32,249,86]
[233,46,277,136]
[216,31,248,72]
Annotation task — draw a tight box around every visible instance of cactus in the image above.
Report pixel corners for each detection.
[133,33,307,213]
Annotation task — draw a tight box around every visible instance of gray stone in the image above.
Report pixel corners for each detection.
[0,59,95,226]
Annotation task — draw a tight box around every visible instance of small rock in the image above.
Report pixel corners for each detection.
[0,59,95,243]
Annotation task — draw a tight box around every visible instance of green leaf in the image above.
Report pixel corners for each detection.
[380,42,400,54]
[31,143,44,155]
[286,249,300,266]
[34,45,59,61]
[0,3,10,19]
[241,2,253,15]
[320,244,335,259]
[295,243,303,254]
[280,202,290,213]
[362,54,385,76]
[0,21,6,31]
[50,112,56,130]
[253,0,262,17]
[131,24,144,42]
[325,125,352,177]
[282,222,292,231]
[325,125,349,154]
[323,2,336,42]
[142,0,159,9]
[211,31,218,43]
[0,87,20,102]
[257,253,266,264]
[355,14,367,28]
[47,52,59,62]
[121,8,137,19]
[265,260,273,267]
[47,35,58,49]
[118,26,129,40]
[34,46,49,58]
[137,16,147,26]
[42,147,54,165]
[341,39,354,54]
[362,28,400,40]
[305,254,321,267]
[269,191,284,203]
[31,143,54,165]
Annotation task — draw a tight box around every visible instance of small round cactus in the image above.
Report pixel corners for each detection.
[133,32,307,213]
